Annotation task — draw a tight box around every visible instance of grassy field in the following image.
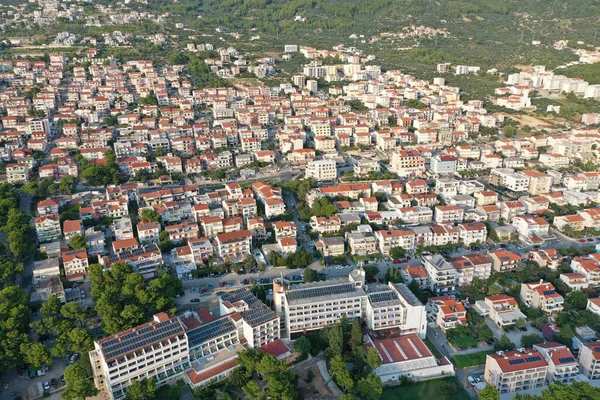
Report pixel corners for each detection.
[381,377,470,400]
[452,350,494,369]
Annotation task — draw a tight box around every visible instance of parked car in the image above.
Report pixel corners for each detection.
[80,290,86,299]
[467,376,476,386]
[392,259,401,264]
[190,298,200,303]
[50,378,57,388]
[43,381,50,391]
[579,239,587,242]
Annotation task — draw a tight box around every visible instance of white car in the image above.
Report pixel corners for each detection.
[467,376,476,386]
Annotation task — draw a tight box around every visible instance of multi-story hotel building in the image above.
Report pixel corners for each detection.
[364,282,427,337]
[274,270,426,339]
[484,349,548,394]
[219,289,280,348]
[274,269,367,338]
[89,313,190,399]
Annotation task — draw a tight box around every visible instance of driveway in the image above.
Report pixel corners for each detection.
[484,318,536,347]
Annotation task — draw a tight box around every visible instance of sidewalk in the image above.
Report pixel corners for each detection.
[316,360,342,397]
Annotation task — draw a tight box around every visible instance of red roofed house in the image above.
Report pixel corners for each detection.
[532,342,578,384]
[62,248,89,280]
[426,296,467,331]
[474,294,526,329]
[63,219,83,241]
[519,281,564,316]
[484,348,548,394]
[489,249,522,272]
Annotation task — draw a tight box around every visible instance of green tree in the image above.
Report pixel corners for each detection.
[384,267,403,283]
[523,381,600,399]
[494,334,516,351]
[366,347,382,370]
[310,198,336,217]
[554,324,575,347]
[330,355,354,392]
[126,377,157,400]
[293,336,312,356]
[566,290,589,310]
[349,319,363,352]
[59,176,77,194]
[237,348,264,377]
[61,302,87,326]
[67,328,94,353]
[228,366,250,388]
[521,333,545,349]
[62,362,99,400]
[363,265,379,282]
[356,374,383,400]
[242,380,262,400]
[0,257,23,286]
[327,324,344,357]
[303,267,319,283]
[516,317,526,329]
[69,234,88,250]
[478,384,500,400]
[20,342,52,369]
[389,247,406,259]
[140,209,162,223]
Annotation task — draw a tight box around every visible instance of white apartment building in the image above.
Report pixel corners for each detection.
[578,343,600,381]
[484,349,548,394]
[421,253,457,294]
[434,205,464,224]
[6,162,30,184]
[533,343,579,384]
[474,294,526,329]
[374,229,416,255]
[489,168,530,192]
[390,150,425,177]
[457,222,487,246]
[35,214,62,243]
[219,289,280,348]
[137,222,161,245]
[274,269,367,337]
[519,281,564,316]
[62,248,89,279]
[305,159,337,181]
[89,313,190,400]
[213,230,252,262]
[365,282,427,337]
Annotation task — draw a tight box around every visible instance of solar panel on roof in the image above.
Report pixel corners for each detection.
[242,305,277,326]
[187,318,236,347]
[558,357,575,363]
[369,290,398,304]
[286,282,356,302]
[101,318,184,361]
[525,356,541,362]
[508,358,525,365]
[543,290,555,296]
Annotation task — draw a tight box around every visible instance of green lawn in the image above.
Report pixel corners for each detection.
[381,377,470,400]
[452,350,494,369]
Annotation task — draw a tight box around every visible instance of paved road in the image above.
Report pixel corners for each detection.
[426,329,481,399]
